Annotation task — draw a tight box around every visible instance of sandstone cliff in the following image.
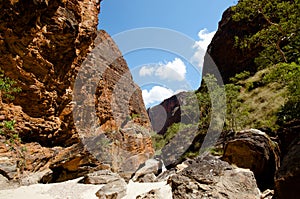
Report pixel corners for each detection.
[0,0,153,183]
[203,7,264,84]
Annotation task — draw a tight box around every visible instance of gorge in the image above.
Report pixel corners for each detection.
[0,0,299,199]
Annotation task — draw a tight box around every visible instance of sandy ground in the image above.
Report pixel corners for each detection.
[0,178,172,199]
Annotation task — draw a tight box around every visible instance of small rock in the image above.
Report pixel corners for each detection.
[136,188,164,199]
[96,178,127,199]
[132,159,160,182]
[137,173,157,183]
[260,189,274,199]
[175,162,188,173]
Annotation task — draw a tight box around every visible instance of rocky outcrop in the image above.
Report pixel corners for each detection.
[148,91,199,135]
[168,154,261,199]
[274,130,300,199]
[0,0,153,183]
[222,129,280,191]
[0,0,101,146]
[203,7,265,84]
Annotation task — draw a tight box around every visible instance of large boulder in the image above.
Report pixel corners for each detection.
[222,129,280,191]
[168,154,261,199]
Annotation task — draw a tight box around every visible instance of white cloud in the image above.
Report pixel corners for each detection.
[142,86,175,107]
[138,58,187,81]
[155,58,187,81]
[139,66,155,76]
[192,29,216,68]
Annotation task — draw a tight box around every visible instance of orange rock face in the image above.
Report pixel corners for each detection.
[0,0,153,182]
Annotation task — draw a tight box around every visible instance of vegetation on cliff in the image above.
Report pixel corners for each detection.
[151,0,299,159]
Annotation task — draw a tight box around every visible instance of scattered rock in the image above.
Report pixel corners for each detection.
[80,170,127,199]
[95,178,127,199]
[137,173,157,183]
[175,162,188,173]
[274,134,300,199]
[20,169,52,186]
[136,188,166,199]
[80,170,124,185]
[168,154,260,199]
[132,159,160,182]
[261,189,274,199]
[0,174,16,190]
[222,129,280,190]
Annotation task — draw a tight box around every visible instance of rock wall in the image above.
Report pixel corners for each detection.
[203,7,264,84]
[0,0,101,146]
[0,0,153,182]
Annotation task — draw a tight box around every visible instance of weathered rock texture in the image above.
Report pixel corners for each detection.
[0,0,153,183]
[222,129,280,191]
[203,7,264,84]
[0,0,101,146]
[168,154,261,199]
[148,91,199,135]
[274,126,300,199]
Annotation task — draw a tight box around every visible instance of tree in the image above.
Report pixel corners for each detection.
[225,84,242,131]
[232,0,300,67]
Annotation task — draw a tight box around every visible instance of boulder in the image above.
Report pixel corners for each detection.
[168,154,260,199]
[132,159,160,182]
[80,170,123,185]
[0,174,14,190]
[95,178,127,199]
[274,134,300,199]
[137,173,157,183]
[80,170,127,199]
[222,129,280,191]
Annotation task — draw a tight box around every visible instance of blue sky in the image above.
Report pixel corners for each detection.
[98,0,236,107]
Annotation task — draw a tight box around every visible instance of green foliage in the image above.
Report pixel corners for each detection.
[0,69,21,102]
[230,71,251,83]
[0,69,21,146]
[130,113,141,119]
[263,62,300,124]
[0,120,16,134]
[199,74,226,131]
[0,120,20,147]
[232,0,300,67]
[151,133,165,152]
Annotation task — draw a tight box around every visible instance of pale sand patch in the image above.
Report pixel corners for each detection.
[0,177,103,199]
[123,180,172,199]
[0,178,172,199]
